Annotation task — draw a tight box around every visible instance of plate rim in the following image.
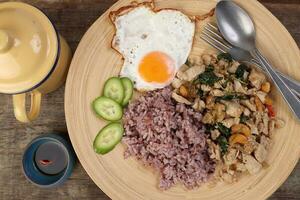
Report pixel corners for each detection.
[65,0,300,199]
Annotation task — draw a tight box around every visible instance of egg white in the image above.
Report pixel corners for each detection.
[112,5,195,91]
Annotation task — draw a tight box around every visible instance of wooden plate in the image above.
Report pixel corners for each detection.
[65,0,300,199]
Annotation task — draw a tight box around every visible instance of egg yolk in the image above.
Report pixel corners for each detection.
[138,51,175,84]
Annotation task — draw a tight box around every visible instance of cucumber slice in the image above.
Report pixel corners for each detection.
[121,77,134,106]
[93,96,123,121]
[103,77,124,104]
[93,122,124,155]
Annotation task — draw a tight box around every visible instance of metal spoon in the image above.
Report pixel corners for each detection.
[216,1,300,120]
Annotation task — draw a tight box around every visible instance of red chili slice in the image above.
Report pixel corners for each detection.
[266,105,276,118]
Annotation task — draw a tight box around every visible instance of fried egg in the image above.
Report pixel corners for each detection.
[111,4,195,91]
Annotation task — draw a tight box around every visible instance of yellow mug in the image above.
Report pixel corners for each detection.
[0,2,72,123]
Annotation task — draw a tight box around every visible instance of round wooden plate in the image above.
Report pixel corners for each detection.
[65,0,300,199]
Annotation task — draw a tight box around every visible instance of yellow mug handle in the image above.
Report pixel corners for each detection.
[12,90,42,123]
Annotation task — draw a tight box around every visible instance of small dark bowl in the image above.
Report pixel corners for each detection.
[22,133,76,188]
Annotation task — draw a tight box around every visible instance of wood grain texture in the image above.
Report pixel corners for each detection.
[0,0,299,200]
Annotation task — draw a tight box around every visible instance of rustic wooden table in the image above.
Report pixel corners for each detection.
[0,0,299,199]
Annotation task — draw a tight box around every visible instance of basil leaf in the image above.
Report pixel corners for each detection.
[235,64,250,80]
[240,114,250,124]
[217,53,233,62]
[216,93,248,101]
[197,89,204,98]
[217,136,229,155]
[206,65,215,72]
[198,72,222,86]
[217,123,231,138]
[205,124,216,133]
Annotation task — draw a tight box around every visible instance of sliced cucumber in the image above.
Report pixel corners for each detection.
[93,122,124,155]
[93,96,123,121]
[121,77,134,106]
[103,77,124,104]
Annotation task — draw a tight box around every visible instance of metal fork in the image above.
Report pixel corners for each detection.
[200,22,300,98]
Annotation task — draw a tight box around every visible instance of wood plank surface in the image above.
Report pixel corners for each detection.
[0,0,299,199]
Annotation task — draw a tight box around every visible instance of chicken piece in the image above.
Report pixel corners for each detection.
[249,135,259,144]
[246,121,259,135]
[241,100,257,112]
[249,69,266,89]
[254,144,268,163]
[243,136,259,154]
[234,80,247,94]
[176,64,189,80]
[256,91,267,104]
[206,95,215,110]
[215,72,225,79]
[223,101,243,118]
[214,82,222,89]
[260,135,271,150]
[257,112,269,135]
[254,96,265,112]
[243,154,262,175]
[224,82,234,93]
[200,84,212,93]
[257,122,265,134]
[202,112,215,124]
[171,78,183,89]
[222,118,240,128]
[211,129,221,140]
[171,93,192,105]
[192,98,206,112]
[211,54,218,60]
[247,88,257,96]
[243,142,256,154]
[202,54,212,65]
[179,85,189,98]
[261,112,269,135]
[188,55,202,66]
[214,79,226,89]
[253,112,263,125]
[227,61,240,73]
[185,83,198,98]
[218,59,229,68]
[235,162,247,172]
[224,148,238,165]
[213,103,226,122]
[207,139,221,160]
[210,89,225,97]
[243,107,251,116]
[243,71,250,81]
[182,65,205,81]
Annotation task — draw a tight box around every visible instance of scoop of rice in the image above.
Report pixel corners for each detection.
[123,87,215,190]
